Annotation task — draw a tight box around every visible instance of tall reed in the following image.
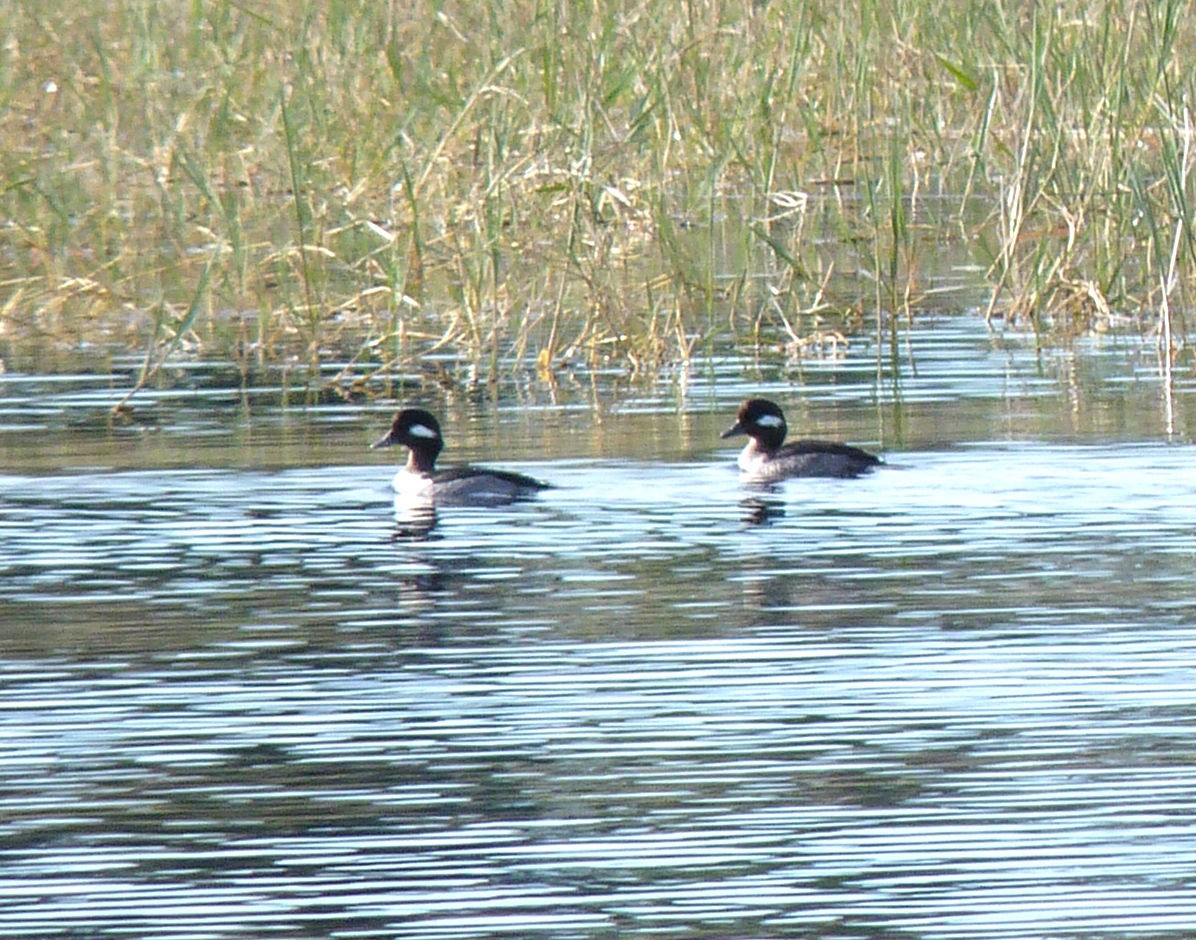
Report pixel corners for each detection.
[1,0,1193,386]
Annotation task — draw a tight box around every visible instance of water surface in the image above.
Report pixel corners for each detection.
[1,320,1194,938]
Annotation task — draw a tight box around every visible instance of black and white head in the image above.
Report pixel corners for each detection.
[720,398,788,454]
[372,408,445,473]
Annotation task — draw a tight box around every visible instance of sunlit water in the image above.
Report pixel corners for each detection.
[1,320,1194,938]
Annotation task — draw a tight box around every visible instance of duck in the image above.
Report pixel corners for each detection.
[372,408,549,506]
[721,398,881,481]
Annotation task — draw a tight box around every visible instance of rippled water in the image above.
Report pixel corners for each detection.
[1,320,1194,938]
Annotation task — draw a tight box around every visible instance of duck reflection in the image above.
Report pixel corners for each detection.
[739,489,786,526]
[390,496,441,541]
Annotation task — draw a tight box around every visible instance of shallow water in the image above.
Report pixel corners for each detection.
[1,320,1194,938]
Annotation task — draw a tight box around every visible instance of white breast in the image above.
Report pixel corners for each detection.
[737,445,769,475]
[393,468,434,500]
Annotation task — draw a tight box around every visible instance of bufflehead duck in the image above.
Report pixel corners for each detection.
[372,408,549,506]
[721,398,880,481]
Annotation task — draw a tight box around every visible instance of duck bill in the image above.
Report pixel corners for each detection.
[720,421,747,440]
[371,432,396,449]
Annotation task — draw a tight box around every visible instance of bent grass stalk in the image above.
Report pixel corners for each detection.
[112,257,214,414]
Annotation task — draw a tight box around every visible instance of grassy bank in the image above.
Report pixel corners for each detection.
[1,0,1193,389]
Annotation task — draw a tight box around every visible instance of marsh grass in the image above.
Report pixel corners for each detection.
[2,0,1194,394]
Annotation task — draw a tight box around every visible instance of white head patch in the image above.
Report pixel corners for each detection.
[755,414,784,428]
[408,423,439,440]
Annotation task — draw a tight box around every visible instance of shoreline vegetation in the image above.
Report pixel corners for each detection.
[1,0,1193,398]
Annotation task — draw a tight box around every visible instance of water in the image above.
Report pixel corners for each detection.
[1,320,1194,938]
